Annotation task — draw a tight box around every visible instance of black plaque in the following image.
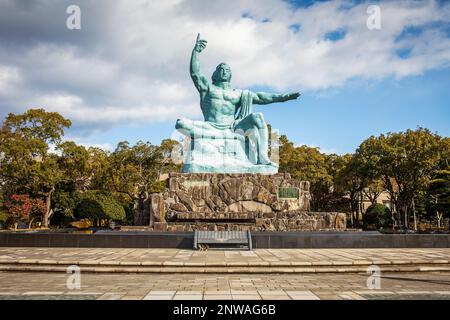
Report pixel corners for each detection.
[278,187,299,199]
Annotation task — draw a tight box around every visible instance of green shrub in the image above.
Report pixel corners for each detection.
[364,203,392,229]
[75,190,126,222]
[111,192,134,225]
[0,211,8,228]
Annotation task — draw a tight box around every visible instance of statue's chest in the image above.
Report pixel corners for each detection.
[208,87,241,103]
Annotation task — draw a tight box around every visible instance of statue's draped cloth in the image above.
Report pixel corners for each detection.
[206,90,253,131]
[237,90,253,121]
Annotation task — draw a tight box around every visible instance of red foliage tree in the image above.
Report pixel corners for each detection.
[4,194,46,229]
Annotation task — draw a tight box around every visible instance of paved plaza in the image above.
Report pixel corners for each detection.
[0,248,449,300]
[0,271,450,300]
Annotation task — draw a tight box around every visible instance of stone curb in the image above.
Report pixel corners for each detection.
[1,259,449,267]
[1,264,450,274]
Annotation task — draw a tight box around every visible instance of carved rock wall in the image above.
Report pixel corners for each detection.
[150,173,346,231]
[166,211,346,232]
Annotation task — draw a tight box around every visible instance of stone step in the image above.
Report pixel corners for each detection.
[1,264,449,273]
[1,259,449,274]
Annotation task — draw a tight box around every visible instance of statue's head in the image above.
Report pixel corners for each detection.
[212,63,232,84]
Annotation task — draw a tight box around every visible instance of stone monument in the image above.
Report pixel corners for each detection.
[176,34,300,173]
[150,34,346,231]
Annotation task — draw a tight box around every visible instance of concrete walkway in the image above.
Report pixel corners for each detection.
[1,272,450,300]
[0,248,449,273]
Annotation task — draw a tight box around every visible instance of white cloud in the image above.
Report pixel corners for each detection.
[0,65,21,93]
[0,0,449,138]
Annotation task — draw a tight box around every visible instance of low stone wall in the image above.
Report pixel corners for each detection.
[2,232,450,248]
[166,211,346,232]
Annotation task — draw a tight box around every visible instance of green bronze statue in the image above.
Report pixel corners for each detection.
[176,34,300,173]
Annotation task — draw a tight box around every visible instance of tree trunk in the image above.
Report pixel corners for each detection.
[404,205,409,229]
[42,187,55,228]
[28,217,36,229]
[396,204,402,229]
[134,192,150,226]
[412,198,417,231]
[437,212,442,229]
[349,211,354,228]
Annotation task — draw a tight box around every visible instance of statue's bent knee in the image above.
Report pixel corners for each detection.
[175,118,189,130]
[253,112,266,129]
[175,118,195,137]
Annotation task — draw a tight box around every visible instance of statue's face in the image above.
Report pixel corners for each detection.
[212,63,232,83]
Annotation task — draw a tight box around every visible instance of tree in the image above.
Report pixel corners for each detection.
[86,147,111,190]
[57,141,91,191]
[0,193,7,228]
[335,154,364,225]
[279,135,333,211]
[105,140,180,225]
[0,109,71,227]
[75,190,126,225]
[356,128,444,229]
[3,194,46,229]
[362,179,385,205]
[427,168,450,228]
[4,195,32,229]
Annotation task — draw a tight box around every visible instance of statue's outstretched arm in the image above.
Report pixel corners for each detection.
[252,91,301,105]
[190,34,209,93]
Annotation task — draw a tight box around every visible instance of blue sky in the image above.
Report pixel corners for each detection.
[0,0,449,154]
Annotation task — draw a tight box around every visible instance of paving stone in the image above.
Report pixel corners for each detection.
[23,291,64,295]
[97,293,125,300]
[204,295,233,300]
[143,295,173,300]
[231,290,258,294]
[173,294,203,300]
[145,290,176,296]
[258,290,286,295]
[232,295,261,300]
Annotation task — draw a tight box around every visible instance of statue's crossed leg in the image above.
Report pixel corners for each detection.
[176,114,275,166]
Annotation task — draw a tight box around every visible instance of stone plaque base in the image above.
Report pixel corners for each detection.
[149,173,346,232]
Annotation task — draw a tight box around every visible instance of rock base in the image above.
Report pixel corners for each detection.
[149,173,346,231]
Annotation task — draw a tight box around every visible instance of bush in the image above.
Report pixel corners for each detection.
[50,210,75,228]
[111,192,134,225]
[0,211,7,229]
[75,190,126,223]
[364,203,392,229]
[50,191,80,227]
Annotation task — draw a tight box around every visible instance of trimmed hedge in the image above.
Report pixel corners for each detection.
[75,190,126,222]
[364,203,392,229]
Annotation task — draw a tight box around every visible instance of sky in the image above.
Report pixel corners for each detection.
[0,0,449,154]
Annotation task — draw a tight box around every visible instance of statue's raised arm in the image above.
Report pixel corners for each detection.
[251,91,301,105]
[190,34,210,93]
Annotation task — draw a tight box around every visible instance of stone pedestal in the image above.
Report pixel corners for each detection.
[149,173,346,231]
[182,133,278,174]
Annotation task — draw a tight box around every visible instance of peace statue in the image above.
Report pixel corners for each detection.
[176,34,300,174]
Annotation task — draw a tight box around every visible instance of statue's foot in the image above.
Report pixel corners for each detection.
[258,157,278,167]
